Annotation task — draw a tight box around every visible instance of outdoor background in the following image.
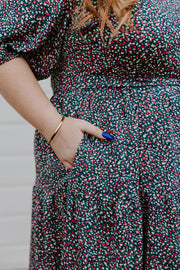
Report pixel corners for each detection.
[0,77,52,270]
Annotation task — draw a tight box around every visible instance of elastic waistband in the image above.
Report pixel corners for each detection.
[57,73,180,91]
[52,74,180,96]
[73,75,180,87]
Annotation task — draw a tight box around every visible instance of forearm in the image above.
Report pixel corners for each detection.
[0,57,62,142]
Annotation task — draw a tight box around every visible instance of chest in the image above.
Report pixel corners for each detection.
[62,0,179,73]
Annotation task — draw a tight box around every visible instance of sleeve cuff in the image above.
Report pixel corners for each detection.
[0,45,21,65]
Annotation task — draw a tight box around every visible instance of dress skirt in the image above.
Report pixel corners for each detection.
[30,75,180,269]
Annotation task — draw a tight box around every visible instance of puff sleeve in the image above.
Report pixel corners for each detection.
[0,0,73,80]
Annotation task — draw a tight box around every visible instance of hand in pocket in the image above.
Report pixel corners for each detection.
[49,116,106,169]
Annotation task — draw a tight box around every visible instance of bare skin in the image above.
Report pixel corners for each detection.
[0,57,106,168]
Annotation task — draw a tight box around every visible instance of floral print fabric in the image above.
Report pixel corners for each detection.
[0,0,180,269]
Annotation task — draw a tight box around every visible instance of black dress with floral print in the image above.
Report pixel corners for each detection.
[0,0,179,269]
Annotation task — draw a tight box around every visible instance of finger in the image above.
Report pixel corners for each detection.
[79,119,108,140]
[62,160,72,169]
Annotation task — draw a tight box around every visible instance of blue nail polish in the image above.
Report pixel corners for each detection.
[102,132,114,139]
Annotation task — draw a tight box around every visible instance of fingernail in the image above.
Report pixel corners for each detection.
[102,132,114,139]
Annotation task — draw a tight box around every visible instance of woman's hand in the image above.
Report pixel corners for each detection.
[49,116,106,168]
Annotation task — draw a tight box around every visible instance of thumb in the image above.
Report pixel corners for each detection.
[79,119,113,140]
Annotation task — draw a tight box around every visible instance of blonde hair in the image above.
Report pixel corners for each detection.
[71,0,138,44]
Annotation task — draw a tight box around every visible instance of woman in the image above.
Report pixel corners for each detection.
[0,0,179,268]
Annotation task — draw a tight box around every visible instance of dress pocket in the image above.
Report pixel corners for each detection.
[49,132,88,173]
[68,135,107,200]
[71,132,89,168]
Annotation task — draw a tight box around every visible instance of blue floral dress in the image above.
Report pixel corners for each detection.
[0,0,179,269]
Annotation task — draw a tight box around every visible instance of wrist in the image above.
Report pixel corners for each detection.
[48,115,65,144]
[38,111,64,143]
